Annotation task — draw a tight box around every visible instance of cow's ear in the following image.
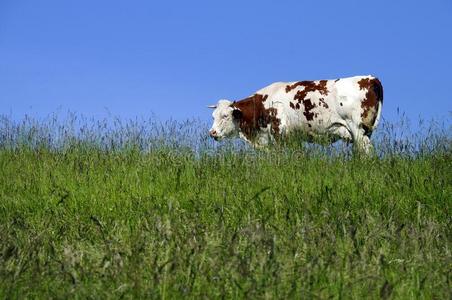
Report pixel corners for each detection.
[232,109,243,120]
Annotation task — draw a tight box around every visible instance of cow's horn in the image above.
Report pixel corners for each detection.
[207,105,217,109]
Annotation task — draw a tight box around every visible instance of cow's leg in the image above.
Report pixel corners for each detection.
[329,124,352,143]
[249,132,273,149]
[356,134,373,154]
[349,124,373,155]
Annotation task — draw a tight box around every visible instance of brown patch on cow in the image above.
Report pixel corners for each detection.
[231,94,281,140]
[291,81,329,105]
[287,80,329,121]
[319,98,329,108]
[301,98,316,121]
[286,80,329,95]
[358,78,371,90]
[357,77,383,136]
[285,82,306,93]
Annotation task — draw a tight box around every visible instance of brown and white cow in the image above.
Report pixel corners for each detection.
[208,75,383,153]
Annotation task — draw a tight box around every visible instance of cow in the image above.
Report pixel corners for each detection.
[208,75,383,153]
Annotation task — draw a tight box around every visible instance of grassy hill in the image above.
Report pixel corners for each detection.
[0,116,450,299]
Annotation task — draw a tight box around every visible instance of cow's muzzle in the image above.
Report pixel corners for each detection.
[209,130,219,141]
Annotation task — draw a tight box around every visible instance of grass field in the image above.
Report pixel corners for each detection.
[0,115,451,299]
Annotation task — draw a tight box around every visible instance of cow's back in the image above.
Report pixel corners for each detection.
[259,75,383,137]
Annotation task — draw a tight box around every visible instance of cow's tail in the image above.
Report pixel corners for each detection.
[371,77,384,131]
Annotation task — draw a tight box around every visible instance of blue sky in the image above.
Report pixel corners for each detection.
[1,0,451,124]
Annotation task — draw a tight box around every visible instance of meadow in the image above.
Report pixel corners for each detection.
[0,114,450,299]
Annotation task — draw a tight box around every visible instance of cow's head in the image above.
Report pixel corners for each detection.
[208,100,242,141]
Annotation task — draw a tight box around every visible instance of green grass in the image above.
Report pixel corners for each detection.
[0,116,451,299]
